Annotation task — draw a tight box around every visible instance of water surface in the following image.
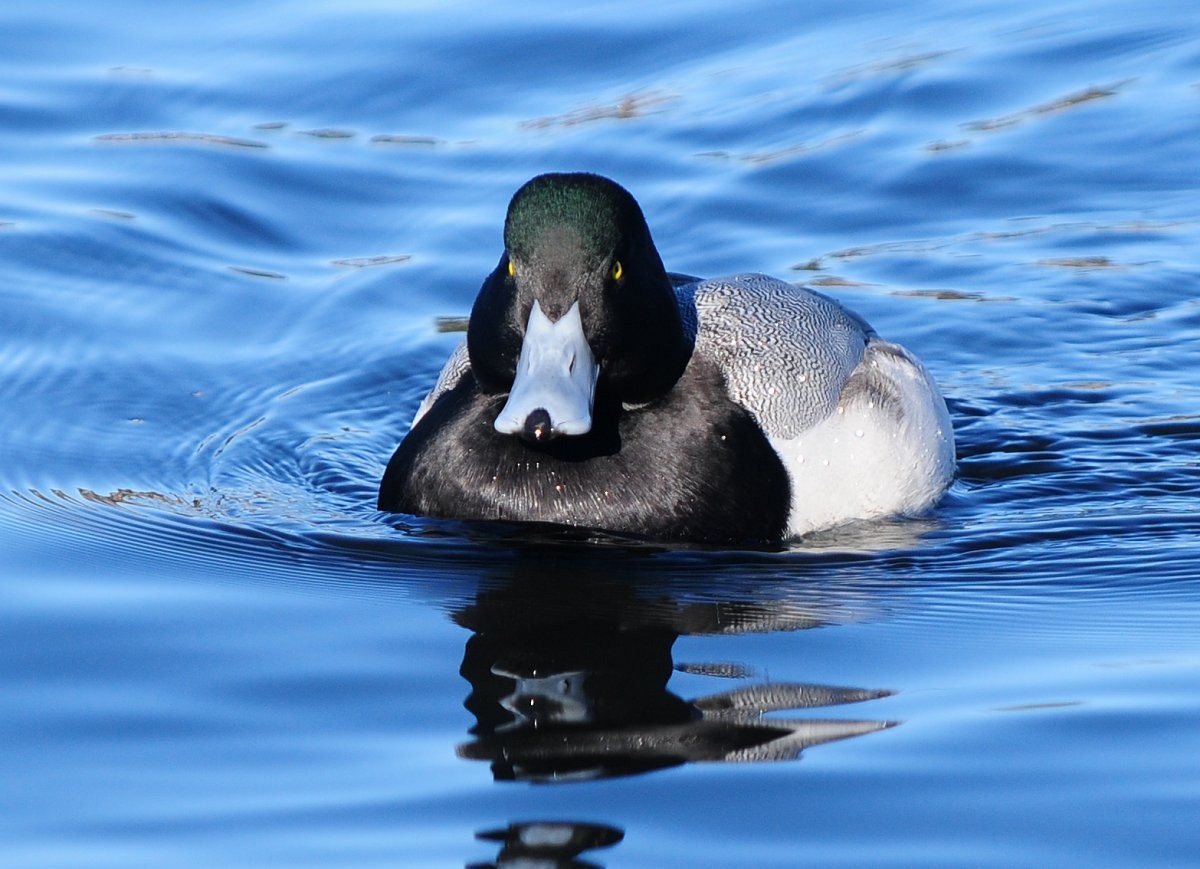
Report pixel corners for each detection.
[2,1,1199,866]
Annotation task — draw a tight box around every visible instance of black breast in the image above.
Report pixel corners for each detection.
[378,359,790,545]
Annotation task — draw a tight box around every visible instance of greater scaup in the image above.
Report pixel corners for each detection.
[379,173,954,544]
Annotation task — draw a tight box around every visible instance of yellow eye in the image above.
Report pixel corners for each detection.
[611,260,623,281]
[507,260,516,278]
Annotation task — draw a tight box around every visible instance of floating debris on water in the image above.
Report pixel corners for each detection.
[331,254,412,268]
[94,131,269,149]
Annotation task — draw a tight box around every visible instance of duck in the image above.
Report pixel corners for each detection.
[378,172,954,545]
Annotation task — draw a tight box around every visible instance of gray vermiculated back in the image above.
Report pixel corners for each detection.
[679,274,872,438]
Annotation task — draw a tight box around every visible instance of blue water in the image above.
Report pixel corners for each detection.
[3,0,1199,866]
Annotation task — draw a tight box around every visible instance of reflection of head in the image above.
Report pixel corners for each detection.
[458,624,693,782]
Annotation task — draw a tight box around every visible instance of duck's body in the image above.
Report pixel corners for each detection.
[379,174,954,544]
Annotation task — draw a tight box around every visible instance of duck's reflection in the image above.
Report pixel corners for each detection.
[453,554,896,784]
[469,820,623,869]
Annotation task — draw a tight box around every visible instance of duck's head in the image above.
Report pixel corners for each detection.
[468,173,689,443]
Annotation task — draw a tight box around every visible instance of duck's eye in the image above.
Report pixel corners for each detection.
[507,260,516,278]
[611,260,623,281]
